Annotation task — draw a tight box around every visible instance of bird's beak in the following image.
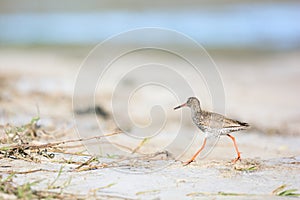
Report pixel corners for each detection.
[174,103,187,110]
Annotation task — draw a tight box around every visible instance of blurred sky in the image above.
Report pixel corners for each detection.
[0,1,300,50]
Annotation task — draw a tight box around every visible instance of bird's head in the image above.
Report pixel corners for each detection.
[174,97,200,110]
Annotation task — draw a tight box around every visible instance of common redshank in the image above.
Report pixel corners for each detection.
[174,97,249,165]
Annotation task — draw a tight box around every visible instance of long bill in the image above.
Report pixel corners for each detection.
[174,103,187,110]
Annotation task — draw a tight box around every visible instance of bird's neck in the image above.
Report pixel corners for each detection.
[190,103,201,115]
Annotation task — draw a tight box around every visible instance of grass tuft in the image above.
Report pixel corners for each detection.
[273,184,300,196]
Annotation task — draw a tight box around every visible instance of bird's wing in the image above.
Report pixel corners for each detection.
[222,117,249,129]
[203,111,249,130]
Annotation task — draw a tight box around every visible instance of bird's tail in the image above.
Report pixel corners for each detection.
[239,121,250,128]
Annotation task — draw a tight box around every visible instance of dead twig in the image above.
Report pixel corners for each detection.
[0,168,58,174]
[1,131,122,152]
[75,156,97,170]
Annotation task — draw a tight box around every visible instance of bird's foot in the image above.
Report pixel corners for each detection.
[232,156,241,163]
[182,159,195,166]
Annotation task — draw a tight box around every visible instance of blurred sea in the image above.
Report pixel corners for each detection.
[0,3,299,50]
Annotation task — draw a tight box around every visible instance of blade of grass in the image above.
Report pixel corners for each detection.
[131,138,149,154]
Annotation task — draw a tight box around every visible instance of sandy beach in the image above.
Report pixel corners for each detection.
[0,46,299,199]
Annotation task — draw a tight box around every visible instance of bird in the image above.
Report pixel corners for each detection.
[174,97,249,165]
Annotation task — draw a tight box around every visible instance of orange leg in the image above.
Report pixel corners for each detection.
[183,138,207,166]
[227,134,241,163]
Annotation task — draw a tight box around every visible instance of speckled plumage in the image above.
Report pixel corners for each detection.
[174,97,249,165]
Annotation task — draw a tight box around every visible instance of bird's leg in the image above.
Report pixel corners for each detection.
[227,134,241,163]
[183,137,207,166]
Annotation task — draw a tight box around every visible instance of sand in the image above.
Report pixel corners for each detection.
[0,46,299,199]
